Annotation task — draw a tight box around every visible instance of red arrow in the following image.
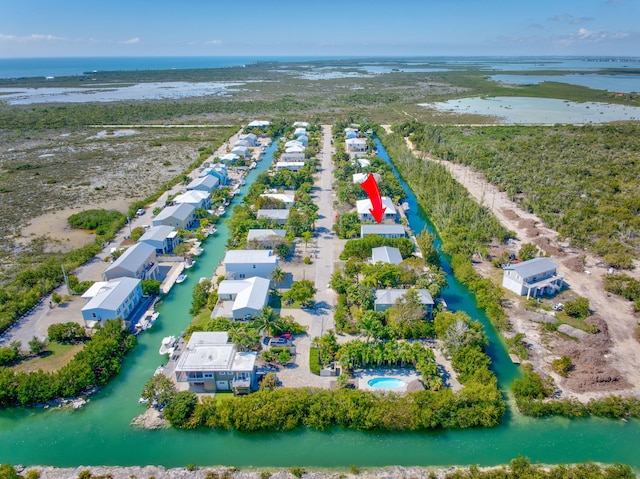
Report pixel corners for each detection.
[360,173,386,224]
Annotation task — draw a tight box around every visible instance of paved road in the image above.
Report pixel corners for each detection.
[309,125,339,339]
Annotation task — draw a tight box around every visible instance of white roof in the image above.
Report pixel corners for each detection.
[275,161,305,169]
[356,158,371,167]
[374,289,434,306]
[284,140,304,149]
[139,225,177,243]
[104,242,155,276]
[174,190,210,205]
[219,277,271,312]
[224,249,277,265]
[293,128,307,136]
[293,121,310,127]
[247,229,287,241]
[248,120,271,127]
[221,153,239,162]
[372,246,403,265]
[81,277,141,312]
[154,203,195,223]
[504,257,558,278]
[257,209,290,220]
[82,281,108,299]
[346,138,367,145]
[356,196,396,216]
[260,193,295,204]
[285,145,305,153]
[176,331,257,373]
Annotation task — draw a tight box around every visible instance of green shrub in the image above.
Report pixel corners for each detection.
[552,356,573,377]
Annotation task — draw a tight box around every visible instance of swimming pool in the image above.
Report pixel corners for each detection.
[367,377,406,389]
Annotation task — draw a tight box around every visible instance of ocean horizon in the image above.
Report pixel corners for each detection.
[2,55,640,80]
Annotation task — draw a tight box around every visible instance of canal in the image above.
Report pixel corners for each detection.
[0,135,639,469]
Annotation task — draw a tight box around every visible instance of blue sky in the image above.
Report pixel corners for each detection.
[0,0,638,58]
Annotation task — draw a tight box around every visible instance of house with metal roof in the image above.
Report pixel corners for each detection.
[345,127,359,139]
[152,203,197,230]
[280,152,306,162]
[371,246,403,265]
[502,257,563,298]
[220,153,239,164]
[346,138,367,152]
[138,225,179,255]
[257,208,290,225]
[216,276,271,320]
[239,133,258,146]
[274,161,305,172]
[374,288,434,315]
[81,277,143,327]
[186,175,219,194]
[356,196,398,222]
[174,190,211,210]
[247,229,287,247]
[293,127,307,137]
[259,193,295,208]
[174,331,257,394]
[103,242,158,281]
[360,224,406,238]
[248,120,271,127]
[224,249,278,280]
[231,145,251,158]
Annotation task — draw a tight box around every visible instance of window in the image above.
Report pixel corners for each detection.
[252,264,256,269]
[203,373,214,379]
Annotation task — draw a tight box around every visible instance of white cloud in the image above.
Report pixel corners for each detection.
[119,37,140,45]
[556,28,629,45]
[549,14,592,25]
[205,39,222,45]
[0,33,64,43]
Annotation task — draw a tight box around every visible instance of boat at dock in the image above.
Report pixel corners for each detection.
[134,311,159,334]
[184,258,195,269]
[159,336,177,355]
[176,274,187,284]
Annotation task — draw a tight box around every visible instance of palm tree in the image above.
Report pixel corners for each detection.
[271,266,285,292]
[254,306,280,338]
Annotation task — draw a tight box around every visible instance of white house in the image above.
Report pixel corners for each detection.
[220,153,239,164]
[259,193,295,208]
[293,121,310,128]
[186,175,219,194]
[274,161,305,172]
[346,138,367,152]
[247,229,287,247]
[374,288,434,315]
[502,257,563,298]
[280,152,306,162]
[216,276,271,320]
[138,225,179,255]
[356,196,398,222]
[239,133,258,146]
[354,158,371,168]
[231,145,251,158]
[103,242,158,281]
[257,209,290,225]
[174,331,257,394]
[233,139,251,148]
[224,249,278,280]
[371,246,403,265]
[81,277,143,327]
[361,224,406,238]
[248,120,271,127]
[285,145,305,154]
[200,163,228,184]
[174,190,211,210]
[152,203,197,230]
[293,127,307,137]
[284,139,304,149]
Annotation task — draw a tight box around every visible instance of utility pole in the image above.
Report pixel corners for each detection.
[127,216,132,238]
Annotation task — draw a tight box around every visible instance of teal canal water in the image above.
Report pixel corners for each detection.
[1,138,639,468]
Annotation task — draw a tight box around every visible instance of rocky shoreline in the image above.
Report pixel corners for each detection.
[8,464,491,479]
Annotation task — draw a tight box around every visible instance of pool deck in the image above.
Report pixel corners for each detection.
[355,368,420,393]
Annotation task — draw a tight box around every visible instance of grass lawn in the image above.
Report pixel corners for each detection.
[12,341,84,373]
[214,391,236,404]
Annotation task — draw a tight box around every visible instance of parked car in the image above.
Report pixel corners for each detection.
[136,209,145,216]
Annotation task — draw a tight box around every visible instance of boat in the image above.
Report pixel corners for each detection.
[176,274,187,284]
[159,336,176,355]
[184,258,195,269]
[241,179,246,186]
[134,311,158,334]
[192,247,204,256]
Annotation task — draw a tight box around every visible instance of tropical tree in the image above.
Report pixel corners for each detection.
[271,266,286,291]
[254,306,280,338]
[282,279,316,307]
[301,231,313,251]
[140,374,177,409]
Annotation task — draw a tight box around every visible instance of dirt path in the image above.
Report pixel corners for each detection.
[384,125,640,400]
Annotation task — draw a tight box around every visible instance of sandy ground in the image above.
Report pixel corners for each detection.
[384,125,640,400]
